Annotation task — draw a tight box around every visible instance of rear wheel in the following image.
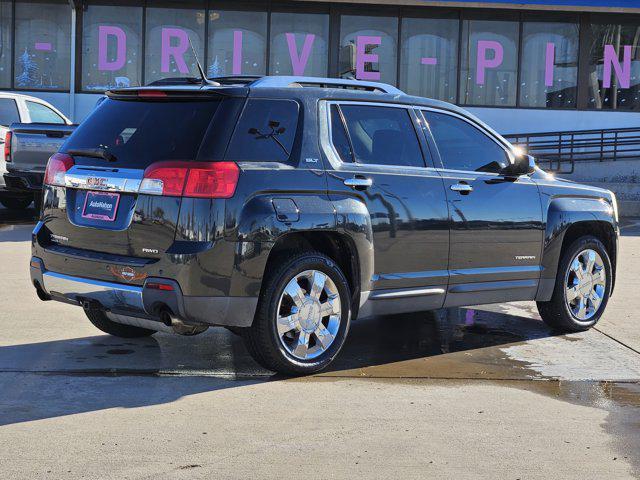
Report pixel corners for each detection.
[0,196,33,210]
[537,235,612,332]
[242,252,351,376]
[85,309,155,338]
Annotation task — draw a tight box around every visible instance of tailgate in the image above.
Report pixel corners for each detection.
[8,123,75,173]
[39,94,241,260]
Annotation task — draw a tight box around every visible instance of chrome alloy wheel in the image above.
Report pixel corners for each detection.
[564,249,606,321]
[276,270,341,360]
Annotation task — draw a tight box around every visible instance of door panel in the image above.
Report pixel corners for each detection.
[322,102,449,312]
[421,109,544,307]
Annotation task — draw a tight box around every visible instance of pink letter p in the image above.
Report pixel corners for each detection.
[476,40,504,85]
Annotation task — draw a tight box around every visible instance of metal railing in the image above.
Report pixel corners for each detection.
[503,127,640,174]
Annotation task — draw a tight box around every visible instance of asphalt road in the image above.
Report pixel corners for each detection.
[1,206,639,479]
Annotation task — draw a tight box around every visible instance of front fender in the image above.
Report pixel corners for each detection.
[537,195,617,300]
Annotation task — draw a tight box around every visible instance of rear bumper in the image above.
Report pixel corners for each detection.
[30,258,257,328]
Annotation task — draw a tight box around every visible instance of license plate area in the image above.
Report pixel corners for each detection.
[82,191,120,222]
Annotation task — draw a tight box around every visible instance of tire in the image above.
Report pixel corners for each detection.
[0,196,33,210]
[85,309,155,338]
[537,235,612,332]
[242,251,352,376]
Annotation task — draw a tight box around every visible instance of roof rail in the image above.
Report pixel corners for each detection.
[248,76,404,95]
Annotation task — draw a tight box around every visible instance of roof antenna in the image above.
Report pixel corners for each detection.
[189,37,220,87]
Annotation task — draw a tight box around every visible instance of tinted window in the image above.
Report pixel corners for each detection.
[0,98,20,126]
[26,101,65,124]
[227,99,298,162]
[330,105,353,163]
[63,98,220,168]
[424,111,509,172]
[339,105,425,168]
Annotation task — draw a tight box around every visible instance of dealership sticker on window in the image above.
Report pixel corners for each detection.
[82,191,120,222]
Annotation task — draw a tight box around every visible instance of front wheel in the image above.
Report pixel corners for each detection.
[537,235,612,332]
[242,252,352,376]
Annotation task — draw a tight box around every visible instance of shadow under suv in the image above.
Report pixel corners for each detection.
[30,76,619,375]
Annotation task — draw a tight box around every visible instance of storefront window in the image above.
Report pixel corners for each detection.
[145,7,205,84]
[207,9,267,78]
[270,12,329,77]
[339,15,398,85]
[588,23,640,110]
[14,1,71,90]
[0,1,11,88]
[520,21,579,108]
[82,5,143,91]
[460,19,519,106]
[400,16,458,102]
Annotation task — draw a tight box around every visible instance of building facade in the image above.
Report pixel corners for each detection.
[4,0,640,133]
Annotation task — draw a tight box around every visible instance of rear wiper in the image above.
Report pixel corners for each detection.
[67,148,117,163]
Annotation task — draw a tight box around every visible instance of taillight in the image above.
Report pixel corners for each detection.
[44,153,74,187]
[139,162,188,196]
[4,131,11,162]
[140,161,239,199]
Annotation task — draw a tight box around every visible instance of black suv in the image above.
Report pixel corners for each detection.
[30,76,619,375]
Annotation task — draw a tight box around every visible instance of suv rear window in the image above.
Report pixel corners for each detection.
[63,98,221,168]
[226,99,299,163]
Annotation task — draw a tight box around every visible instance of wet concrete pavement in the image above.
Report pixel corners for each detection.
[1,206,640,479]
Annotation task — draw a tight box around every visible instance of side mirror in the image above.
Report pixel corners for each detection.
[502,153,536,176]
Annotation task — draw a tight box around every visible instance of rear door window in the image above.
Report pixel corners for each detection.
[226,99,299,162]
[338,104,426,168]
[25,101,66,124]
[63,98,221,168]
[0,98,20,126]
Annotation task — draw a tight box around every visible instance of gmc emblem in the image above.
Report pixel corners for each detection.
[87,177,108,188]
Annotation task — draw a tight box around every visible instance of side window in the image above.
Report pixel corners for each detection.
[227,99,299,162]
[424,111,509,173]
[25,101,66,124]
[339,104,426,168]
[0,99,20,126]
[330,105,353,163]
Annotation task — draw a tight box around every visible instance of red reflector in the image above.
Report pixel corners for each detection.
[140,161,239,199]
[4,131,11,163]
[138,90,168,98]
[30,259,41,269]
[146,282,174,291]
[44,153,74,187]
[184,162,239,199]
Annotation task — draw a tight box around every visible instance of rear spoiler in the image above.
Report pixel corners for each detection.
[106,86,247,100]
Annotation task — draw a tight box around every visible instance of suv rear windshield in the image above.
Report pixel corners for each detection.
[63,98,221,168]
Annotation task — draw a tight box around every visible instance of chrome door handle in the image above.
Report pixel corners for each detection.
[344,177,373,190]
[450,183,473,193]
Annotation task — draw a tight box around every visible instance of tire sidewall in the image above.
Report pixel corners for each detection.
[557,237,612,329]
[266,255,351,372]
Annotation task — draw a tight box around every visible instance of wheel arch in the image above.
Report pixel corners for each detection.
[537,196,618,301]
[261,230,365,318]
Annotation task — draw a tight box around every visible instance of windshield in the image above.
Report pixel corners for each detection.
[63,98,221,168]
